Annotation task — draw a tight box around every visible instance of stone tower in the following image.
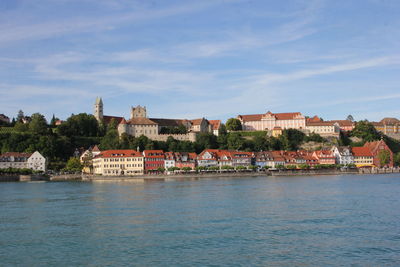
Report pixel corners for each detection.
[94,97,103,121]
[130,105,147,119]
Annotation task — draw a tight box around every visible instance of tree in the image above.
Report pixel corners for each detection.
[14,121,28,132]
[218,123,227,136]
[65,157,82,172]
[394,153,400,167]
[227,132,244,150]
[29,113,48,134]
[351,121,381,142]
[226,118,242,131]
[378,150,391,167]
[58,113,99,137]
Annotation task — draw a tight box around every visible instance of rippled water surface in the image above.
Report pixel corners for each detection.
[1,174,400,266]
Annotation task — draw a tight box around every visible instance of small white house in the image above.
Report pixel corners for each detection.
[0,151,46,171]
[332,146,354,165]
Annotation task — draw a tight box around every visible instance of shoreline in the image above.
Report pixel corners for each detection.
[2,168,399,182]
[51,168,399,182]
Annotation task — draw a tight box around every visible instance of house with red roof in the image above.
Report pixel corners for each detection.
[237,111,306,131]
[351,147,374,167]
[0,151,46,171]
[208,120,222,136]
[363,139,393,167]
[312,150,336,165]
[93,149,144,176]
[143,150,165,173]
[175,152,197,169]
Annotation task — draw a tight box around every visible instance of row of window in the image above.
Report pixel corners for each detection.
[104,158,142,162]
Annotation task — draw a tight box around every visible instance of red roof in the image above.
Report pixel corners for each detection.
[238,114,263,122]
[143,150,164,158]
[126,117,157,125]
[96,150,142,158]
[208,120,221,130]
[103,115,124,124]
[352,147,373,157]
[0,152,32,158]
[272,112,302,120]
[190,118,204,125]
[92,145,100,152]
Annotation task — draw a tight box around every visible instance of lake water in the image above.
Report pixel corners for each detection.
[1,174,400,266]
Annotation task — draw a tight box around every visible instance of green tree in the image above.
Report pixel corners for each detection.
[394,152,400,167]
[58,113,99,137]
[29,113,48,134]
[226,118,242,131]
[227,132,244,150]
[65,157,82,172]
[218,123,227,135]
[14,121,28,132]
[378,150,391,167]
[351,120,381,142]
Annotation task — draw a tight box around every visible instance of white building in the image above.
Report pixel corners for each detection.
[332,146,354,165]
[0,151,46,171]
[306,121,340,137]
[164,152,176,170]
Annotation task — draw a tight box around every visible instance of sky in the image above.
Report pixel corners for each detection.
[0,0,400,123]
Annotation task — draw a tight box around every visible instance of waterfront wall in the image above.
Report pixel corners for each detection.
[0,174,49,182]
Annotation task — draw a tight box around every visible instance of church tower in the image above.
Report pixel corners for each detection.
[94,97,103,121]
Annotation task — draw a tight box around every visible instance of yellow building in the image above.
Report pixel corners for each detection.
[351,147,374,167]
[271,126,283,137]
[93,150,144,176]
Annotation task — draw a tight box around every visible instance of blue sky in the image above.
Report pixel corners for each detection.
[0,0,400,123]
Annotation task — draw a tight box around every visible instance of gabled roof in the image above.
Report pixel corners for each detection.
[190,118,206,125]
[126,117,158,125]
[380,117,400,125]
[352,147,373,157]
[272,112,303,120]
[143,150,164,158]
[150,118,185,127]
[208,120,221,130]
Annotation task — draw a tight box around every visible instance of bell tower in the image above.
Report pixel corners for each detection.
[94,97,103,121]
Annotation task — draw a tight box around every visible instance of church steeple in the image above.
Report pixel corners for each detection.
[94,97,103,121]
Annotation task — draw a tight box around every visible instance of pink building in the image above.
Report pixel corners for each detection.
[237,111,306,131]
[312,150,336,165]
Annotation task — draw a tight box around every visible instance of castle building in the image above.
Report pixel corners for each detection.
[237,111,306,131]
[94,97,212,142]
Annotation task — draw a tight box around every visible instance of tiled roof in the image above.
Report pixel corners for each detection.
[190,118,204,125]
[272,112,303,120]
[208,120,221,130]
[307,115,322,122]
[330,120,354,127]
[103,115,124,124]
[143,150,164,158]
[126,117,158,125]
[150,118,186,127]
[92,145,100,152]
[380,117,400,125]
[352,147,373,157]
[95,150,142,158]
[306,121,336,126]
[237,114,263,122]
[0,152,32,158]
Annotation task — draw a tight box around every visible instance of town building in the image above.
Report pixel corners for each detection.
[143,150,165,173]
[312,150,336,165]
[197,149,221,167]
[254,151,275,168]
[93,149,144,176]
[164,152,176,170]
[175,152,197,169]
[0,151,46,171]
[332,146,354,165]
[80,145,101,174]
[351,147,374,167]
[238,111,306,131]
[271,127,283,137]
[208,120,222,136]
[363,139,393,167]
[372,118,400,135]
[305,121,340,137]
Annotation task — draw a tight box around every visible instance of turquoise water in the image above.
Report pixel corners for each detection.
[1,174,400,266]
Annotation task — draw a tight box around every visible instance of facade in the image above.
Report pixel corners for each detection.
[0,151,46,171]
[312,150,336,165]
[80,145,101,174]
[164,152,176,170]
[208,120,222,136]
[305,121,340,137]
[372,118,400,135]
[271,127,283,137]
[332,146,354,165]
[143,150,165,173]
[197,149,220,167]
[175,152,197,169]
[351,147,374,167]
[363,139,393,167]
[238,111,306,131]
[93,149,144,176]
[254,151,275,168]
